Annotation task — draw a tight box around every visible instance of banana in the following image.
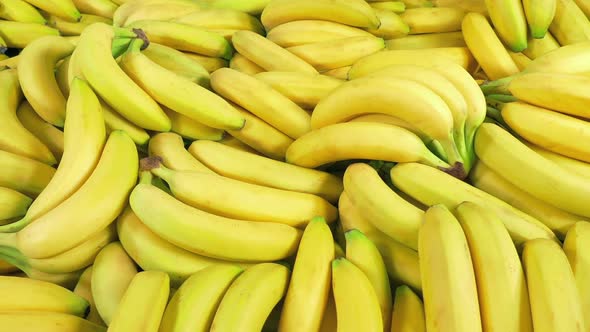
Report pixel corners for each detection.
[129,182,303,262]
[91,242,138,325]
[74,266,105,326]
[549,0,590,45]
[322,66,351,79]
[395,0,434,6]
[365,8,410,39]
[370,1,406,12]
[419,204,482,332]
[523,0,557,38]
[206,0,271,15]
[0,0,46,23]
[432,0,488,13]
[174,8,265,35]
[126,20,233,59]
[148,159,338,227]
[385,31,465,49]
[286,36,385,71]
[254,71,342,109]
[345,229,393,331]
[48,14,113,36]
[389,162,559,248]
[332,257,384,332]
[22,0,80,21]
[100,100,150,146]
[163,107,225,141]
[575,0,590,17]
[148,133,213,173]
[0,275,89,315]
[508,50,532,70]
[523,238,586,332]
[455,201,533,331]
[484,0,528,51]
[0,150,55,197]
[563,222,590,331]
[181,52,228,72]
[141,43,210,87]
[461,12,520,80]
[526,142,590,179]
[231,30,317,74]
[260,0,380,31]
[400,7,466,34]
[16,101,64,162]
[76,23,170,131]
[0,21,59,48]
[0,78,106,233]
[348,114,430,143]
[0,312,106,332]
[470,160,586,240]
[229,53,265,75]
[188,140,343,203]
[210,67,312,139]
[0,187,31,221]
[17,35,74,127]
[159,264,244,332]
[0,54,18,68]
[112,0,201,27]
[211,263,290,332]
[107,271,170,332]
[522,32,560,59]
[266,20,375,48]
[390,285,426,332]
[525,40,590,73]
[72,0,117,18]
[120,40,245,131]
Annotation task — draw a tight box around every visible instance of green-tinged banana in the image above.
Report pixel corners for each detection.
[0,150,55,197]
[455,202,533,331]
[162,107,224,141]
[0,69,55,164]
[266,20,374,48]
[107,271,169,332]
[121,41,244,131]
[0,312,106,332]
[159,265,243,332]
[232,30,317,74]
[345,229,393,331]
[523,238,585,332]
[100,100,150,146]
[129,182,303,261]
[76,23,170,131]
[148,133,213,173]
[112,0,201,27]
[48,14,112,36]
[389,162,558,248]
[210,67,312,139]
[461,12,520,80]
[365,8,410,39]
[22,0,80,21]
[484,0,528,51]
[370,1,406,12]
[260,0,380,31]
[16,102,64,162]
[254,71,342,109]
[549,0,590,45]
[174,8,265,34]
[17,35,74,127]
[0,0,46,23]
[390,285,425,332]
[0,21,59,48]
[188,140,343,203]
[526,142,590,179]
[400,7,465,34]
[0,78,106,233]
[286,35,385,71]
[470,160,586,240]
[126,20,233,59]
[385,31,465,49]
[91,242,138,325]
[229,53,265,75]
[0,275,89,315]
[419,205,482,332]
[142,42,210,87]
[211,263,290,332]
[522,32,560,59]
[523,0,557,38]
[332,257,384,332]
[564,222,590,331]
[148,158,338,227]
[181,52,228,72]
[278,217,334,332]
[0,187,31,220]
[396,0,434,6]
[72,0,117,18]
[74,266,105,326]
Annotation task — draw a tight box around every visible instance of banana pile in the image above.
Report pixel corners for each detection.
[1,0,590,331]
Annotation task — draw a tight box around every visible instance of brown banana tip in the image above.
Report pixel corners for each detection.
[132,28,150,50]
[438,162,467,180]
[139,156,163,171]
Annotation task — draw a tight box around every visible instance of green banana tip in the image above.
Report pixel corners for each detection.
[139,156,163,172]
[309,216,327,224]
[332,257,347,268]
[344,229,365,241]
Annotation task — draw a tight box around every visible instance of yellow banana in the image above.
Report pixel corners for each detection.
[390,285,426,332]
[564,221,590,331]
[549,0,590,45]
[174,8,265,34]
[16,101,64,162]
[72,0,117,18]
[141,42,210,87]
[0,311,106,332]
[525,40,590,73]
[432,0,488,13]
[455,201,533,332]
[485,0,528,51]
[0,53,18,67]
[0,0,46,23]
[348,113,430,142]
[73,266,105,326]
[523,0,557,38]
[22,0,80,21]
[385,31,465,49]
[279,217,334,332]
[575,0,590,17]
[147,132,213,173]
[229,52,265,75]
[181,52,228,72]
[266,20,375,48]
[48,14,112,36]
[522,32,560,59]
[100,100,150,146]
[0,149,55,197]
[0,21,59,48]
[365,8,410,39]
[400,7,466,34]
[0,187,31,221]
[523,238,586,332]
[370,1,406,12]
[322,66,351,80]
[526,142,590,179]
[508,50,532,70]
[112,0,201,27]
[162,107,224,141]
[205,0,271,15]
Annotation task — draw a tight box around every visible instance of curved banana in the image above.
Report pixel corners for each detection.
[181,52,228,72]
[16,102,64,162]
[508,49,532,70]
[522,32,560,59]
[485,0,528,51]
[73,266,105,326]
[22,0,80,21]
[370,1,406,12]
[526,142,590,179]
[549,0,590,45]
[523,238,585,332]
[174,8,265,34]
[112,0,201,27]
[523,0,556,38]
[229,53,265,75]
[563,221,590,330]
[0,150,55,197]
[159,264,243,332]
[260,0,380,30]
[455,202,533,332]
[0,21,59,48]
[0,78,106,233]
[0,311,106,332]
[0,0,46,23]
[188,140,343,203]
[163,107,224,141]
[400,7,466,34]
[266,20,374,47]
[526,41,590,74]
[148,132,212,173]
[332,257,384,332]
[217,135,261,155]
[0,187,31,221]
[141,42,210,87]
[390,285,426,332]
[76,23,170,131]
[107,271,169,332]
[48,14,113,36]
[386,31,465,49]
[100,100,150,146]
[366,8,410,39]
[72,0,117,18]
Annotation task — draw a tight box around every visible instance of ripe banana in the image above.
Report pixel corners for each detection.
[455,202,533,331]
[564,222,590,330]
[174,8,265,35]
[485,0,528,51]
[385,31,465,49]
[72,0,117,18]
[181,52,228,72]
[0,53,19,67]
[0,312,106,332]
[508,50,532,70]
[22,0,80,22]
[112,0,202,27]
[0,150,55,197]
[400,7,466,34]
[332,257,384,332]
[141,42,210,87]
[73,266,105,326]
[159,264,243,332]
[206,0,270,15]
[390,285,426,332]
[348,113,430,143]
[0,21,59,48]
[148,133,213,173]
[211,263,290,332]
[16,101,64,162]
[0,78,106,233]
[523,0,557,38]
[0,187,31,221]
[549,0,590,45]
[365,8,410,39]
[107,271,170,332]
[260,0,380,31]
[322,66,351,79]
[163,107,224,141]
[575,0,590,17]
[523,238,585,332]
[526,41,590,74]
[0,0,46,23]
[100,100,150,146]
[345,229,393,331]
[526,142,590,179]
[229,53,265,75]
[120,40,245,131]
[522,32,560,59]
[210,68,312,139]
[419,204,482,332]
[266,20,375,48]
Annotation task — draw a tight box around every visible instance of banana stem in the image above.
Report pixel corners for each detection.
[480,75,517,95]
[437,135,467,179]
[0,232,17,248]
[0,246,30,274]
[0,216,30,233]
